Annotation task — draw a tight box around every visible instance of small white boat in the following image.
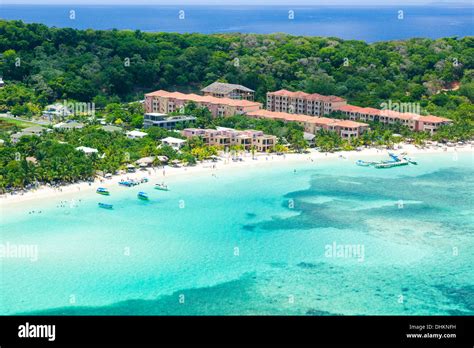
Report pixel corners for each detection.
[155,183,170,191]
[98,202,113,209]
[374,159,409,168]
[355,160,370,167]
[96,187,110,195]
[403,156,418,165]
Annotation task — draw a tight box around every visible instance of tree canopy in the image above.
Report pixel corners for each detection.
[0,20,472,124]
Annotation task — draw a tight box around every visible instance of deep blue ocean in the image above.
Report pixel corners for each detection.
[0,4,473,41]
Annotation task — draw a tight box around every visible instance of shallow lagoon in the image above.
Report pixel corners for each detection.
[1,152,473,315]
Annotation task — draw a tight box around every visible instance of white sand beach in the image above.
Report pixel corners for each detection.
[1,143,472,206]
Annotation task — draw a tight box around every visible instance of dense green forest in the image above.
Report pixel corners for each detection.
[0,110,303,192]
[0,19,473,122]
[0,20,473,192]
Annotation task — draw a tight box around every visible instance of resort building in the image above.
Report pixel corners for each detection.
[335,104,452,135]
[161,137,187,151]
[144,90,262,118]
[246,110,369,139]
[201,82,255,101]
[181,127,277,152]
[126,130,148,139]
[143,112,196,129]
[266,89,347,116]
[417,116,453,135]
[304,132,316,146]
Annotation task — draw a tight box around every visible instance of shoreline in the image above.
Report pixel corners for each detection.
[1,143,472,207]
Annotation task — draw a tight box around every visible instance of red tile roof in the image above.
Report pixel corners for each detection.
[336,104,451,124]
[418,115,452,123]
[268,89,346,103]
[361,107,383,116]
[308,117,338,126]
[146,90,262,108]
[246,110,367,128]
[334,120,369,128]
[336,104,366,113]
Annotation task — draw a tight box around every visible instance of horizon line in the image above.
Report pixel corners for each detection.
[2,1,473,6]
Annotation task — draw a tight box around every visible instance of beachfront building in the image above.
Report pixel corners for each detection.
[10,126,49,143]
[417,116,453,135]
[181,127,277,152]
[161,137,187,151]
[266,89,347,116]
[143,112,196,129]
[201,82,255,101]
[303,132,316,146]
[126,130,148,139]
[335,105,452,135]
[144,90,262,118]
[246,110,368,139]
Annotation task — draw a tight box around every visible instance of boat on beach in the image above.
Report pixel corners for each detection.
[374,159,409,168]
[119,178,147,187]
[96,187,110,195]
[119,180,138,187]
[403,156,418,165]
[154,183,169,191]
[137,192,149,200]
[356,160,371,167]
[98,202,113,209]
[356,153,418,169]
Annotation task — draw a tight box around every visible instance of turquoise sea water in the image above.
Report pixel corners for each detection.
[1,152,473,315]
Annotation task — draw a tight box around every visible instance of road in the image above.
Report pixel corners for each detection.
[0,113,51,126]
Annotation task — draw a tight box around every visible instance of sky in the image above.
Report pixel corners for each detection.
[1,0,471,5]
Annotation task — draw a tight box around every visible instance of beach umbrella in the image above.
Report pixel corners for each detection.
[136,156,154,165]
